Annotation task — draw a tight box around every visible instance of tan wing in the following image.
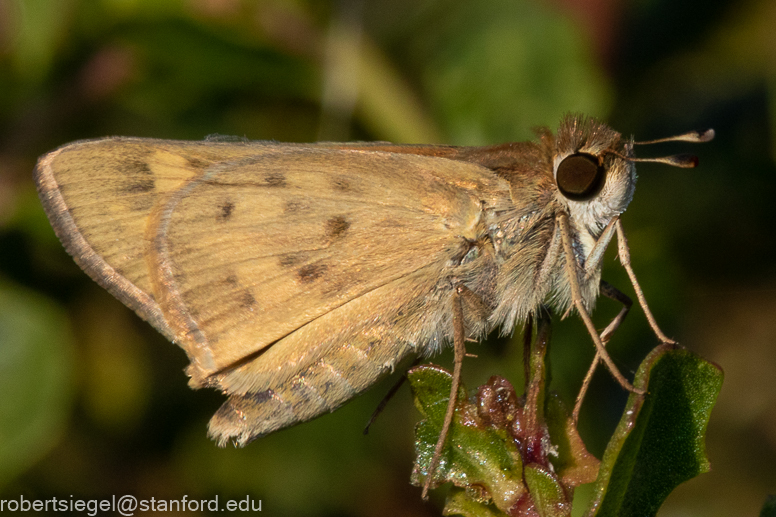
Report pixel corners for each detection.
[150,147,510,378]
[35,137,512,444]
[34,138,272,343]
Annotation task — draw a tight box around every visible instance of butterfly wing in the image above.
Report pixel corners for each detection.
[35,138,271,343]
[35,138,513,445]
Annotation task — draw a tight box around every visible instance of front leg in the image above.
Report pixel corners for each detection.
[614,219,677,344]
[582,216,619,281]
[582,217,675,345]
[571,218,676,421]
[557,213,639,395]
[573,281,633,421]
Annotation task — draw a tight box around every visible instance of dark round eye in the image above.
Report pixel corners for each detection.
[556,153,605,201]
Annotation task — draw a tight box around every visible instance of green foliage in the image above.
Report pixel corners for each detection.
[409,345,722,516]
[587,345,724,517]
[411,365,526,513]
[0,281,75,487]
[404,0,612,144]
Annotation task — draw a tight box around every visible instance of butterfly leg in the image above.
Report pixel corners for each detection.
[363,356,421,435]
[582,216,619,281]
[557,214,642,395]
[582,217,675,345]
[571,218,675,420]
[421,285,466,500]
[572,281,632,421]
[615,219,677,344]
[559,215,617,320]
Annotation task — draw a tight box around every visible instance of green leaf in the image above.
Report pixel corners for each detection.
[409,361,599,516]
[586,344,723,517]
[443,488,506,517]
[0,280,75,487]
[524,464,571,517]
[409,365,526,513]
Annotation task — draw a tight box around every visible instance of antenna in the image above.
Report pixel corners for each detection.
[634,128,715,145]
[628,154,699,168]
[607,128,715,168]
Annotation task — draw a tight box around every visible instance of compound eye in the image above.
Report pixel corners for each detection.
[556,153,605,201]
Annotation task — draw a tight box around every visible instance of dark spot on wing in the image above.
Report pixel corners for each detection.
[219,200,234,221]
[239,290,257,309]
[246,390,274,404]
[132,160,153,174]
[325,215,350,240]
[125,178,155,193]
[279,253,307,268]
[297,264,328,283]
[221,274,258,310]
[212,400,239,424]
[124,160,155,193]
[126,179,156,194]
[212,390,274,424]
[264,172,286,187]
[187,157,210,169]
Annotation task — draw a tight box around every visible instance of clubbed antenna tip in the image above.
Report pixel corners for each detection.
[625,127,713,168]
[635,128,715,145]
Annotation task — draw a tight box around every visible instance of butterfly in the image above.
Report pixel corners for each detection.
[34,114,711,496]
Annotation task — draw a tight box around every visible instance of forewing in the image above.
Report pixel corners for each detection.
[34,138,274,342]
[151,147,507,382]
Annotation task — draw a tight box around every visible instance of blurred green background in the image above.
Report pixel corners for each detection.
[0,0,774,515]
